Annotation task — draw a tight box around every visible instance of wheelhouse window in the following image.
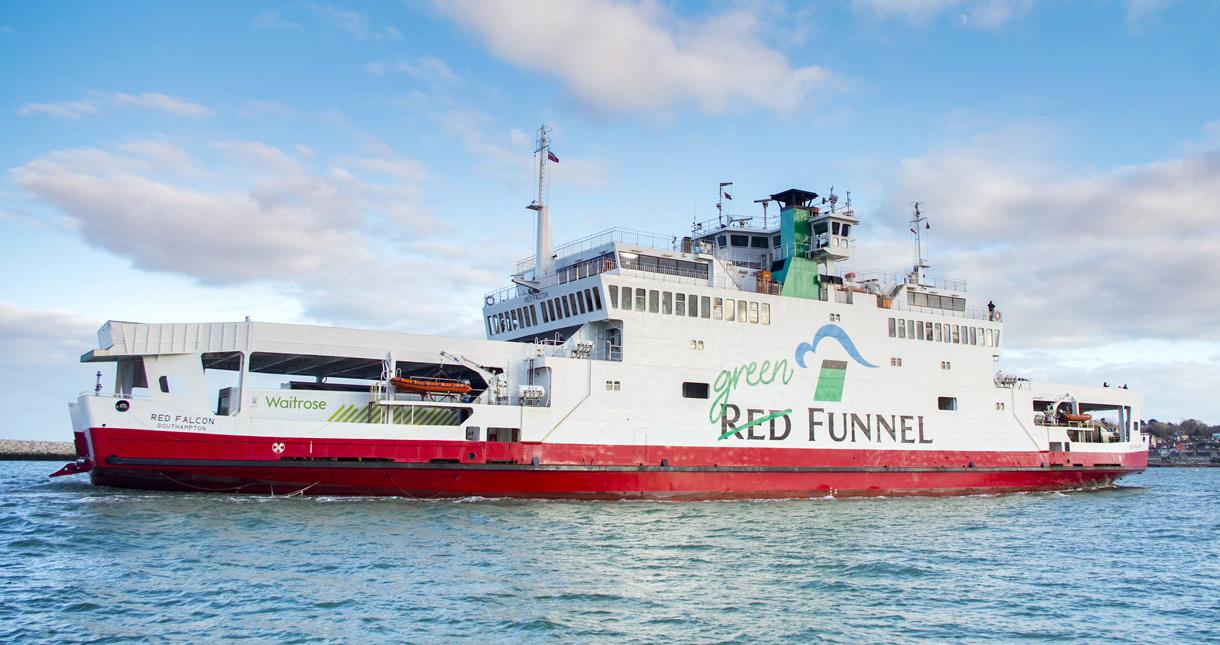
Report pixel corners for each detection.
[608,285,619,309]
[938,397,958,411]
[730,234,749,247]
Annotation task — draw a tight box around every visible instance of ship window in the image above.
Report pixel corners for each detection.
[725,299,736,321]
[890,357,903,367]
[662,291,673,314]
[911,292,926,307]
[566,294,577,316]
[934,323,942,342]
[926,322,933,341]
[576,293,587,315]
[842,224,851,237]
[541,303,550,324]
[898,320,906,338]
[584,289,595,312]
[675,293,686,316]
[561,297,571,318]
[938,397,958,411]
[760,303,770,325]
[688,294,698,317]
[621,287,632,310]
[906,319,915,338]
[158,375,170,393]
[986,328,994,347]
[608,285,618,309]
[635,288,646,311]
[750,236,768,249]
[952,325,960,343]
[701,296,711,319]
[730,234,748,247]
[592,288,602,310]
[832,222,841,235]
[717,235,727,248]
[926,294,940,308]
[547,300,556,321]
[648,290,659,313]
[888,318,897,337]
[995,331,1001,347]
[748,302,758,323]
[682,382,710,399]
[743,300,753,323]
[772,235,781,247]
[916,321,925,340]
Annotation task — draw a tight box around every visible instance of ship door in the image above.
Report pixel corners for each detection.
[632,429,647,465]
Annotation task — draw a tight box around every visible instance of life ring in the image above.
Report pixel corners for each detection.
[485,295,495,306]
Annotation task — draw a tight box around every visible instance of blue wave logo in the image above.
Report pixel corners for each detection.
[794,324,879,369]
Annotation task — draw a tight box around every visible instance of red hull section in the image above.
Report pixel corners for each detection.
[77,427,1146,499]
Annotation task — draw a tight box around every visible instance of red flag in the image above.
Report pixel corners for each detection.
[724,192,732,200]
[547,151,559,163]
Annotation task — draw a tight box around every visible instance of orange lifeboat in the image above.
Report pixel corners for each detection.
[1063,413,1092,422]
[390,376,473,395]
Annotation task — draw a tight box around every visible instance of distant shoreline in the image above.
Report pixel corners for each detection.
[0,440,75,461]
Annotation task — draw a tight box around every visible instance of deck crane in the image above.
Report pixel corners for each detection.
[439,351,508,403]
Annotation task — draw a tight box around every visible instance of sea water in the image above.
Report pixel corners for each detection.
[0,463,1216,643]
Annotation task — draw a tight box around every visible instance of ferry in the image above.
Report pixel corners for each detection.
[53,126,1148,498]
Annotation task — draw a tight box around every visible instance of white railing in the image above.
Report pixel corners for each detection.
[516,228,678,274]
[854,271,967,293]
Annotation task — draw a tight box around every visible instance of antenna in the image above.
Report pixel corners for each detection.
[909,202,931,284]
[526,124,555,284]
[753,198,772,228]
[717,181,732,226]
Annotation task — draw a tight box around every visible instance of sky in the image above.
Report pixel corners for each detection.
[1,0,1218,440]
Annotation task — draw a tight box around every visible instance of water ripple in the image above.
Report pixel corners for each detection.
[0,464,1216,642]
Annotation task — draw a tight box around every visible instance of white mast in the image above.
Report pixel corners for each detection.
[526,124,555,283]
[910,202,931,285]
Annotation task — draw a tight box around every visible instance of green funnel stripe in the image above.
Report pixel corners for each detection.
[814,360,848,402]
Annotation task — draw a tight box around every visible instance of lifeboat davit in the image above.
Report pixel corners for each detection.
[1063,413,1092,422]
[390,376,473,395]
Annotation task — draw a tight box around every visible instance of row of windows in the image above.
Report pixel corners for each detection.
[715,234,775,249]
[619,252,710,280]
[888,317,1000,348]
[608,285,772,325]
[558,253,614,285]
[910,292,967,312]
[487,287,603,335]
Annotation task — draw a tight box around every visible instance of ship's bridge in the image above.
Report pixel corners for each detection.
[482,187,1002,354]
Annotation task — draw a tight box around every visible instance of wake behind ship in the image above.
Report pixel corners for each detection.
[54,126,1148,497]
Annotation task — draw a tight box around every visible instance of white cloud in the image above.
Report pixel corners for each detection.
[117,139,198,173]
[311,4,401,41]
[106,92,212,116]
[437,0,834,115]
[366,57,460,84]
[1124,0,1177,24]
[877,126,1220,347]
[17,100,97,119]
[240,99,297,117]
[0,301,98,367]
[10,140,505,336]
[853,0,1033,27]
[251,10,300,30]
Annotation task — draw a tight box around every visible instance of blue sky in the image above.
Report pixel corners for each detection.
[2,0,1218,439]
